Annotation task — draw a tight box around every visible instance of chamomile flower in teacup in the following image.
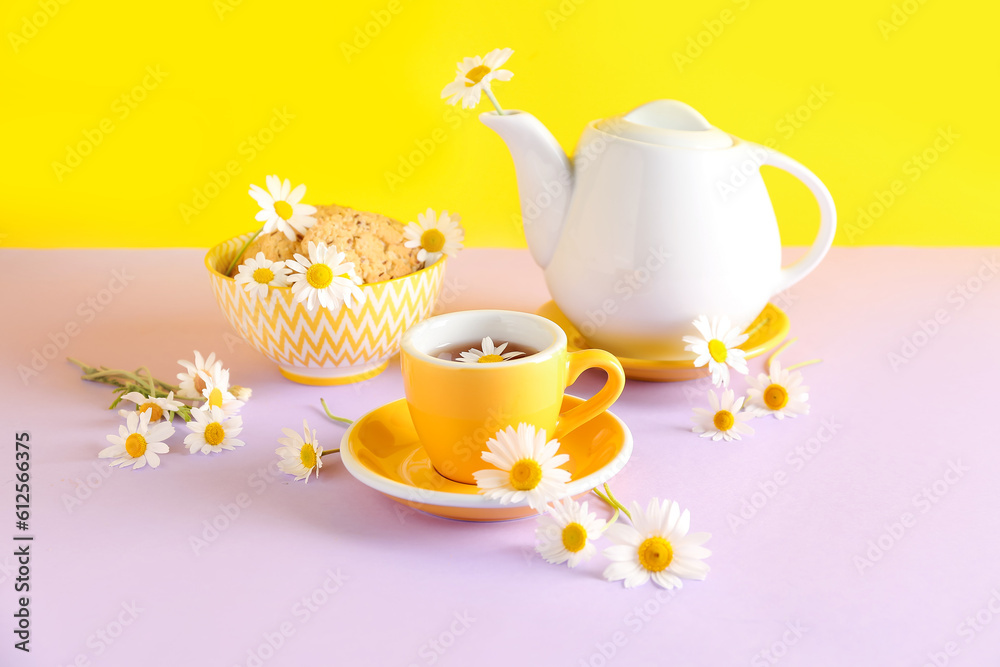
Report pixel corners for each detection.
[99,410,174,470]
[276,420,323,483]
[535,497,607,568]
[248,175,318,241]
[176,351,224,399]
[473,423,570,511]
[117,391,183,422]
[746,360,810,419]
[441,48,514,111]
[403,209,464,266]
[691,389,754,442]
[185,406,245,455]
[286,241,365,312]
[457,336,524,364]
[682,315,749,388]
[603,498,711,590]
[235,252,290,299]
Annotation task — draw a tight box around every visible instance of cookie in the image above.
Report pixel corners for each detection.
[230,231,299,277]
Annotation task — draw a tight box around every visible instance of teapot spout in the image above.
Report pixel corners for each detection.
[480,111,572,269]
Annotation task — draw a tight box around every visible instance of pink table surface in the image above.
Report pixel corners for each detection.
[1,246,999,667]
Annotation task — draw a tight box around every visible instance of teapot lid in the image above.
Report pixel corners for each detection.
[596,100,733,149]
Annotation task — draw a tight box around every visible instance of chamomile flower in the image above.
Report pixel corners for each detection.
[472,423,571,511]
[184,406,244,454]
[118,391,183,422]
[682,315,749,388]
[691,389,755,442]
[235,252,290,299]
[746,360,810,419]
[457,337,524,364]
[200,367,245,417]
[276,420,323,483]
[286,241,366,312]
[248,175,318,241]
[535,497,607,568]
[603,498,711,590]
[176,351,223,399]
[403,209,464,266]
[441,48,514,109]
[99,410,174,470]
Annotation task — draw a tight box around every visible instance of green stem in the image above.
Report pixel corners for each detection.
[321,398,354,425]
[482,86,505,116]
[224,228,262,276]
[137,366,155,395]
[321,448,340,457]
[602,483,632,521]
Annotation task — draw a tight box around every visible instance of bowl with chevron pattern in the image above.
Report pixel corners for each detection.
[206,232,447,385]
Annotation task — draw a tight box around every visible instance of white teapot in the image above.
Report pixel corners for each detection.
[481,100,836,360]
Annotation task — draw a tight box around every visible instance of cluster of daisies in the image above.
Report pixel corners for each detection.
[683,315,814,442]
[89,352,249,470]
[473,423,711,590]
[232,175,464,312]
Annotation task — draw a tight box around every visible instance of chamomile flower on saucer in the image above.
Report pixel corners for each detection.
[746,360,810,419]
[682,315,749,388]
[176,351,223,399]
[248,175,318,241]
[184,406,244,455]
[457,337,524,364]
[603,498,711,590]
[276,420,323,483]
[99,410,174,470]
[118,391,183,423]
[286,241,366,312]
[441,48,514,109]
[691,389,755,442]
[535,497,607,568]
[403,209,464,266]
[200,367,245,417]
[235,252,290,299]
[473,423,571,511]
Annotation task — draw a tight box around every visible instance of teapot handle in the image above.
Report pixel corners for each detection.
[759,147,837,295]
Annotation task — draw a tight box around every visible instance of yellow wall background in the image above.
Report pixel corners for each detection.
[1,0,996,248]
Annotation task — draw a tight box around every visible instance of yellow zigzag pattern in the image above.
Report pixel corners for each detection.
[207,234,445,369]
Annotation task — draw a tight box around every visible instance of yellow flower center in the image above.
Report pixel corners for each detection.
[477,354,505,363]
[764,383,789,410]
[138,402,163,422]
[125,433,147,458]
[252,267,275,284]
[208,388,224,409]
[713,410,735,431]
[562,523,588,553]
[420,228,446,253]
[306,263,334,289]
[708,339,728,363]
[637,536,674,572]
[273,200,293,220]
[464,65,491,86]
[204,422,225,446]
[509,459,542,491]
[300,444,317,470]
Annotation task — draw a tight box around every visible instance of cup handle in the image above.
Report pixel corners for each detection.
[553,349,626,440]
[758,145,838,295]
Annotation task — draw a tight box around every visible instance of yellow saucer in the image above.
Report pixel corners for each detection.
[339,395,633,522]
[536,302,790,382]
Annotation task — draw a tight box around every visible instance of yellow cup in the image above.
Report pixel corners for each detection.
[400,310,626,484]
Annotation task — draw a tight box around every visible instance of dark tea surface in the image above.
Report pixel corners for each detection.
[433,338,539,362]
